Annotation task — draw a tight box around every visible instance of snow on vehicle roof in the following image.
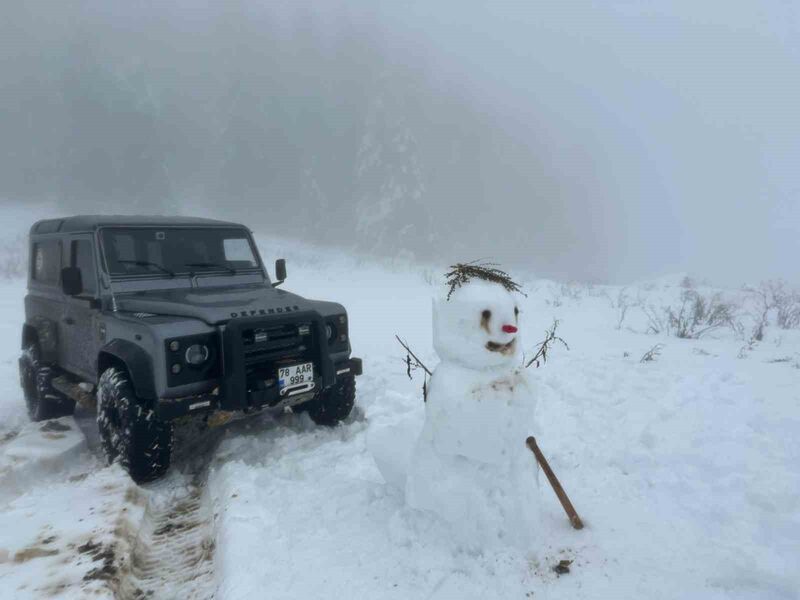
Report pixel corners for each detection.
[30,215,245,235]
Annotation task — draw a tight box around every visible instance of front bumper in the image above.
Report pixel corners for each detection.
[155,356,362,421]
[335,357,362,377]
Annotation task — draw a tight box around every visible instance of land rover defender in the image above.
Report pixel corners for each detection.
[19,216,362,482]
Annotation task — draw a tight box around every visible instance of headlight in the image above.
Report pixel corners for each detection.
[325,315,348,345]
[185,344,210,365]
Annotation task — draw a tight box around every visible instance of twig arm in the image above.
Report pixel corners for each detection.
[524,319,569,368]
[395,335,432,376]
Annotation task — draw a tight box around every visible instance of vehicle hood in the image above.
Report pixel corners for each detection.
[116,285,341,325]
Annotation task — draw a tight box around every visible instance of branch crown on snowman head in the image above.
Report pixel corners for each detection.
[444,260,526,301]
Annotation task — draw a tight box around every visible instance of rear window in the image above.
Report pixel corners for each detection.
[32,239,61,285]
[100,227,260,277]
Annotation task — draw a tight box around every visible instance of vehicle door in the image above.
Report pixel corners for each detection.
[60,235,102,380]
[28,237,65,363]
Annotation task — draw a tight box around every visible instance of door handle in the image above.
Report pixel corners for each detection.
[63,317,75,325]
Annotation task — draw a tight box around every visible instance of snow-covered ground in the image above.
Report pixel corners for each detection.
[0,238,798,599]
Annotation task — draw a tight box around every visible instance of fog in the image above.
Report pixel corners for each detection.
[2,1,797,285]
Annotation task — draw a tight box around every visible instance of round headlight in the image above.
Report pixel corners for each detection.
[185,344,210,365]
[325,324,334,340]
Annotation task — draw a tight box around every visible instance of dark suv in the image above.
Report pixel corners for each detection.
[19,216,362,482]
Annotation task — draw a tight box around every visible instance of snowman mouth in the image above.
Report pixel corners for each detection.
[486,338,516,355]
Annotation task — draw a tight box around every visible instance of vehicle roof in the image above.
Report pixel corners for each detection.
[30,215,247,235]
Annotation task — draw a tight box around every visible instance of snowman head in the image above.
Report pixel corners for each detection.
[433,279,522,370]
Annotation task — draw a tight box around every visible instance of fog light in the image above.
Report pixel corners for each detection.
[171,363,182,374]
[169,340,180,352]
[339,333,347,343]
[185,344,210,365]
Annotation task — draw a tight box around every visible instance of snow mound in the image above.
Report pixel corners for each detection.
[0,417,88,502]
[367,412,423,491]
[0,464,142,599]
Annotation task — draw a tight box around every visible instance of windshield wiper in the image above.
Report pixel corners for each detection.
[183,262,237,275]
[117,259,175,277]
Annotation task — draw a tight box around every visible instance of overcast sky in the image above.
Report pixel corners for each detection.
[377,1,800,285]
[1,1,797,285]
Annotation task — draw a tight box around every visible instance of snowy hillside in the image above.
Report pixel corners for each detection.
[0,238,798,599]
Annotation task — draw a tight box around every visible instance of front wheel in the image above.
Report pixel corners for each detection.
[97,368,173,483]
[297,374,356,426]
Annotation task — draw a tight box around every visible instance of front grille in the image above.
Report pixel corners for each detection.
[221,312,334,411]
[240,321,315,383]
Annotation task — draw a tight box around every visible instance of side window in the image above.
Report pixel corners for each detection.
[71,240,97,295]
[31,239,61,285]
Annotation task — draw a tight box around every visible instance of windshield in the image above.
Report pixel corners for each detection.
[101,227,260,277]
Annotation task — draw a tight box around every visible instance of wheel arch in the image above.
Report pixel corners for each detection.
[97,339,157,401]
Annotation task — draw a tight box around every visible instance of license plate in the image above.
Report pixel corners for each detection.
[278,362,314,392]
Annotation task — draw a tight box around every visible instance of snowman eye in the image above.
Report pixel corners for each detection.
[514,307,519,317]
[480,309,492,332]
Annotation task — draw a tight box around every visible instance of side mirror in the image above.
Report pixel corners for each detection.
[61,266,83,296]
[273,259,287,287]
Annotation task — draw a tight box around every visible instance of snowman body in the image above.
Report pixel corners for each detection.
[405,280,541,551]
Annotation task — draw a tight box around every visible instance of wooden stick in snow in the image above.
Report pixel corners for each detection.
[526,436,584,530]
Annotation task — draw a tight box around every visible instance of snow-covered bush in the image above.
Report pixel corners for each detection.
[559,282,583,301]
[643,289,740,339]
[0,235,26,279]
[777,298,800,329]
[640,343,663,363]
[643,304,668,335]
[745,280,800,335]
[665,290,739,339]
[770,282,800,330]
[610,287,641,330]
[746,283,772,341]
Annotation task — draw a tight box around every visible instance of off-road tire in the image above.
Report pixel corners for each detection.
[97,367,173,483]
[19,344,75,421]
[299,374,356,426]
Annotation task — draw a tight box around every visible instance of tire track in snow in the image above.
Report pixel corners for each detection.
[115,478,215,599]
[90,410,357,599]
[113,423,222,600]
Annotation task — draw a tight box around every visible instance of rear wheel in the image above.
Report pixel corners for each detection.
[298,374,356,426]
[19,344,75,421]
[97,367,173,483]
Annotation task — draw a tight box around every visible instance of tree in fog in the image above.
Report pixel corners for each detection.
[354,72,432,259]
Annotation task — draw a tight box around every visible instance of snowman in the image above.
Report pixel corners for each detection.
[404,272,541,551]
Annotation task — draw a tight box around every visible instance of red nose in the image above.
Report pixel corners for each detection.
[502,324,518,334]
